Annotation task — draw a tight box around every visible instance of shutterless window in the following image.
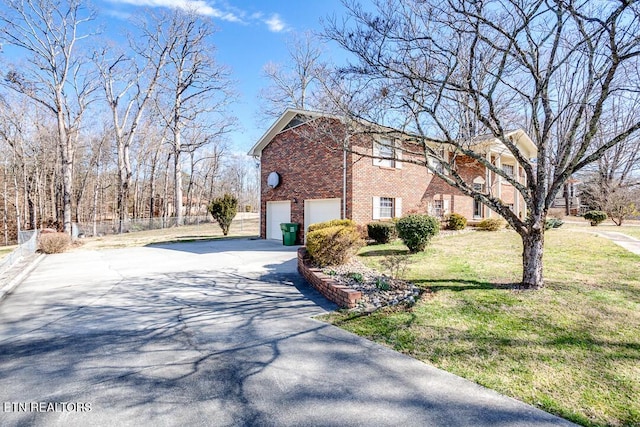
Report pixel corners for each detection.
[379,197,394,218]
[502,164,514,177]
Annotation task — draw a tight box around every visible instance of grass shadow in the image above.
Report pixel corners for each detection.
[414,278,523,293]
[359,248,410,257]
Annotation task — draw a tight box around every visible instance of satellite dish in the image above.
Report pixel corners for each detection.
[267,171,280,188]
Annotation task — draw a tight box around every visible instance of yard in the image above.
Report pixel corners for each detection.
[322,228,640,427]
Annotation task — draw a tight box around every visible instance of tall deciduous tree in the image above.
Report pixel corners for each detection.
[0,0,96,235]
[153,9,235,226]
[95,17,170,233]
[325,0,640,288]
[259,31,326,121]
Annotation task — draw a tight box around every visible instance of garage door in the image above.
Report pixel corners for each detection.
[305,198,342,234]
[266,201,291,240]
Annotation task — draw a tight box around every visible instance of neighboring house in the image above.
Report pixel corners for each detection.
[248,109,537,243]
[550,178,586,216]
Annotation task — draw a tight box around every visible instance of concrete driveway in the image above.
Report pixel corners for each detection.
[0,239,574,427]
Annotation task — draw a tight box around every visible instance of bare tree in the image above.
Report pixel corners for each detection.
[153,9,235,226]
[325,0,640,288]
[259,31,327,121]
[94,20,170,233]
[0,0,97,235]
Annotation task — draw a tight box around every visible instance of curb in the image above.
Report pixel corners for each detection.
[0,253,46,303]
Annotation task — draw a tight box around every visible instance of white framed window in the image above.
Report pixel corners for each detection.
[473,199,483,218]
[433,200,443,217]
[372,196,402,219]
[502,164,514,178]
[373,138,402,169]
[428,147,448,175]
[380,197,394,218]
[473,183,484,192]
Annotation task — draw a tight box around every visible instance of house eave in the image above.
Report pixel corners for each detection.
[247,108,333,157]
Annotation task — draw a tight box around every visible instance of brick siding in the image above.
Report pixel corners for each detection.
[259,116,523,239]
[260,119,350,242]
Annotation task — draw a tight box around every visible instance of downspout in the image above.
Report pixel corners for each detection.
[343,146,347,219]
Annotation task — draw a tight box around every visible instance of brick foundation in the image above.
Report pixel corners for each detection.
[297,247,362,309]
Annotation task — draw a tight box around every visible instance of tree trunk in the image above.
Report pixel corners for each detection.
[521,227,545,289]
[173,130,183,227]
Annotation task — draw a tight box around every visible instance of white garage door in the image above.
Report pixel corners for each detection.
[305,198,342,234]
[266,201,291,240]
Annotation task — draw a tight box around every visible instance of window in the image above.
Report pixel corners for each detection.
[379,197,394,218]
[374,138,400,168]
[433,200,443,217]
[502,164,514,178]
[473,199,483,218]
[472,182,485,218]
[373,196,402,219]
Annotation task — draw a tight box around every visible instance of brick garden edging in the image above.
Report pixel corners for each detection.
[297,247,362,308]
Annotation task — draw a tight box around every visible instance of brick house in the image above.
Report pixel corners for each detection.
[248,109,537,243]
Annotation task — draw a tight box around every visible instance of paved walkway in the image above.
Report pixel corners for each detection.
[0,239,574,426]
[591,231,640,256]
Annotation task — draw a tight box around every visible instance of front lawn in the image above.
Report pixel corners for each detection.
[322,229,640,427]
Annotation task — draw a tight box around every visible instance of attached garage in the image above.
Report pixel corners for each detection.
[266,201,291,240]
[304,198,342,235]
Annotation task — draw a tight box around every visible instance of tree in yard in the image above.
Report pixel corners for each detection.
[153,9,235,227]
[579,100,640,226]
[94,15,171,233]
[207,193,237,236]
[325,0,640,288]
[581,176,638,226]
[0,0,97,235]
[259,31,327,122]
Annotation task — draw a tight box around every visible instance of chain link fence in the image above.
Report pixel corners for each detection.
[74,216,214,237]
[0,230,38,275]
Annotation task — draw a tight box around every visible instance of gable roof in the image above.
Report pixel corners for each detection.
[248,109,332,157]
[248,108,538,160]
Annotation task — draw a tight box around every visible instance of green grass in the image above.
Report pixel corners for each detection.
[322,229,640,427]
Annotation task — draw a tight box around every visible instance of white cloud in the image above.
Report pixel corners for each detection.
[264,13,286,32]
[107,0,242,22]
[107,0,288,30]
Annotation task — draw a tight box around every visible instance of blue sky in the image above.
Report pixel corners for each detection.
[93,0,351,154]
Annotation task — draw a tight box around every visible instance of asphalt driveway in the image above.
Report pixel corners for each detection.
[0,239,574,426]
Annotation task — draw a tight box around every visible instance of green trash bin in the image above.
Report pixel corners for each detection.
[280,223,299,246]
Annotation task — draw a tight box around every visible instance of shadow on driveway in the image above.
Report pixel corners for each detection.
[0,239,575,426]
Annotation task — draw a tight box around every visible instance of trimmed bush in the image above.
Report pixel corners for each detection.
[476,218,504,231]
[395,214,440,253]
[308,219,356,233]
[446,213,467,230]
[39,232,71,254]
[545,218,564,230]
[367,222,397,244]
[584,210,607,226]
[306,225,364,266]
[208,194,238,236]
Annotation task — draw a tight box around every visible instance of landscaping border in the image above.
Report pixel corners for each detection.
[297,247,362,308]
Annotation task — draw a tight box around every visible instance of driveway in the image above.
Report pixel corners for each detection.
[0,239,574,426]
